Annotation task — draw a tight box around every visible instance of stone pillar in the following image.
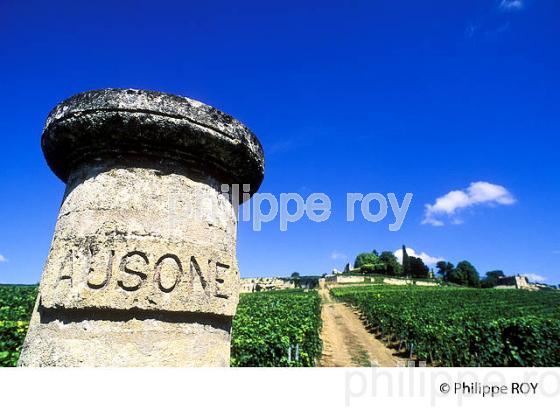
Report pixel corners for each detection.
[19,89,264,366]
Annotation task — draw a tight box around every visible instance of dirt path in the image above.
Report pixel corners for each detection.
[318,286,400,367]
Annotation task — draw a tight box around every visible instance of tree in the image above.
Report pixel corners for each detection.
[481,270,505,288]
[436,261,455,282]
[359,264,378,274]
[452,261,480,288]
[379,251,402,276]
[409,256,429,278]
[354,252,380,269]
[290,272,301,287]
[402,245,411,278]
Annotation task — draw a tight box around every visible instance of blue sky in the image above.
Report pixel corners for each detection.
[0,0,559,285]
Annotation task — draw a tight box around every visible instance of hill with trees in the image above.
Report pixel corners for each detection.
[346,245,526,288]
[352,245,431,279]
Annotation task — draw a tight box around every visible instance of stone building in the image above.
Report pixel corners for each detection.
[239,276,319,292]
[495,275,530,289]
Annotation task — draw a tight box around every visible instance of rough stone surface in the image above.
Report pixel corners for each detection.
[19,89,264,367]
[41,88,264,195]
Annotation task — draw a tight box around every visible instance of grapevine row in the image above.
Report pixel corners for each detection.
[231,290,322,367]
[332,286,560,366]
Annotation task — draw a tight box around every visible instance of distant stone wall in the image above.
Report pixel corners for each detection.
[336,275,365,284]
[414,280,438,287]
[240,277,296,293]
[325,275,438,287]
[382,277,437,286]
[383,278,411,286]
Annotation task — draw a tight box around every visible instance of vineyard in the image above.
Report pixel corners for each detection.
[332,285,560,366]
[0,285,322,367]
[0,285,37,366]
[3,282,560,367]
[231,290,322,366]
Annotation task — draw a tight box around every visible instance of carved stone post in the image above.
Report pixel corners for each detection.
[19,89,264,366]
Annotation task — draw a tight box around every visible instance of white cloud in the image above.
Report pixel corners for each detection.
[0,254,7,263]
[423,181,516,226]
[330,251,347,261]
[465,24,479,38]
[393,248,443,266]
[268,139,297,155]
[524,273,546,283]
[500,0,524,11]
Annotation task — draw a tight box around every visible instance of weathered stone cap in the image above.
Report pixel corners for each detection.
[42,88,265,195]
